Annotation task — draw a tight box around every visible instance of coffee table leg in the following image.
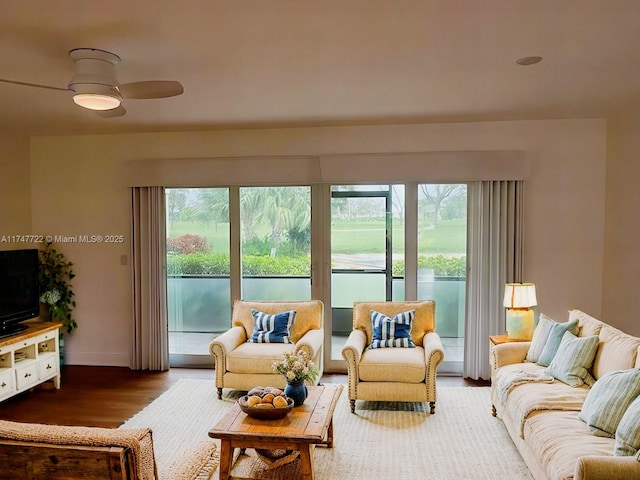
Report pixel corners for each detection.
[218,439,233,480]
[326,418,334,448]
[299,444,315,480]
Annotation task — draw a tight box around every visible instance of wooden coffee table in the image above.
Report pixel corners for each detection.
[209,384,343,480]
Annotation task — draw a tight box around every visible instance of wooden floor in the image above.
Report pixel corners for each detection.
[0,366,488,428]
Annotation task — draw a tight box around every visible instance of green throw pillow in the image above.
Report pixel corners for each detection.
[615,393,640,456]
[578,368,640,438]
[545,331,599,387]
[537,319,579,367]
[525,314,554,363]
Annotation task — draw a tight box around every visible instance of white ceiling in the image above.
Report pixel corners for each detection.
[1,0,639,136]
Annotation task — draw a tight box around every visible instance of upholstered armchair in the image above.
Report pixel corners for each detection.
[341,301,444,414]
[209,300,324,399]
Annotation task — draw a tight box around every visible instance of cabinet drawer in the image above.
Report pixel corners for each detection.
[38,354,58,380]
[0,370,15,399]
[15,362,38,389]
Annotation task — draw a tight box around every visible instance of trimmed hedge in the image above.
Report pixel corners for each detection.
[168,252,465,277]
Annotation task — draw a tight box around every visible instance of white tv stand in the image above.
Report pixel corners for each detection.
[0,320,62,402]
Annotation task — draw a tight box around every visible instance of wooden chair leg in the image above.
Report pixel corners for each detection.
[217,387,223,400]
[491,404,497,417]
[430,402,436,414]
[349,399,356,413]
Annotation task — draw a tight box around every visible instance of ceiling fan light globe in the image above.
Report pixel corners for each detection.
[73,93,122,111]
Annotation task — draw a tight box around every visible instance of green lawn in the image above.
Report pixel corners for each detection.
[169,218,466,256]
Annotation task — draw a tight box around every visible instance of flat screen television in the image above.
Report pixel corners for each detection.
[0,248,40,339]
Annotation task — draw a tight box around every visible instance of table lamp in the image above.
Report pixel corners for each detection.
[504,283,537,340]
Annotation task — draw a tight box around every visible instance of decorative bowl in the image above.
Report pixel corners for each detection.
[237,395,294,420]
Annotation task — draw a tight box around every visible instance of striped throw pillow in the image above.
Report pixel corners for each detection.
[369,310,415,349]
[537,319,579,366]
[578,368,640,437]
[525,314,555,363]
[545,331,599,387]
[615,394,640,456]
[249,309,296,343]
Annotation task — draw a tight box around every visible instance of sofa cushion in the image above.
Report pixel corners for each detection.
[545,331,599,387]
[615,394,640,457]
[358,346,425,383]
[578,368,640,437]
[524,410,615,480]
[525,314,554,363]
[592,325,640,380]
[226,342,293,374]
[369,309,415,349]
[538,319,579,367]
[569,309,605,338]
[249,309,295,343]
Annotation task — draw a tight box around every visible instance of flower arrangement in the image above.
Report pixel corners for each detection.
[272,351,319,384]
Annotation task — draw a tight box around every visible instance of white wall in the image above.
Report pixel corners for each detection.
[29,119,607,366]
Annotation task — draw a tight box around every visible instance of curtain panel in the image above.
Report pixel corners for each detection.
[130,186,169,371]
[464,180,524,380]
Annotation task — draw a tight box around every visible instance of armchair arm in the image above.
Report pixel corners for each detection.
[423,332,445,404]
[423,332,445,368]
[493,342,530,369]
[294,328,324,362]
[209,326,247,388]
[575,455,640,480]
[341,330,368,400]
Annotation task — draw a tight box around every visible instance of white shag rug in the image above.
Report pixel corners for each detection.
[121,379,533,480]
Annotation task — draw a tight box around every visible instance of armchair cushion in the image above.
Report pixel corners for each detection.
[227,342,294,374]
[249,309,296,343]
[369,309,415,348]
[359,347,426,383]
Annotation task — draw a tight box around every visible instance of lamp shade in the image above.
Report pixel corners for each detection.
[503,283,537,309]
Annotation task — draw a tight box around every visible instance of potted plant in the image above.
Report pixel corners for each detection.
[272,351,319,406]
[38,241,77,335]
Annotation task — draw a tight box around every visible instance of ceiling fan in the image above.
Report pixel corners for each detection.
[0,48,184,117]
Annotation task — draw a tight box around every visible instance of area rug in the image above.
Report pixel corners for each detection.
[121,379,533,480]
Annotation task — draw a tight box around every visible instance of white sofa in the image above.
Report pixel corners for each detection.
[491,309,640,480]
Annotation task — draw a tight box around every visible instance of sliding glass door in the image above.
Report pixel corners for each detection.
[165,183,466,373]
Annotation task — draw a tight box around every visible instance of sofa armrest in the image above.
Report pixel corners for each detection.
[493,342,530,369]
[575,455,640,480]
[294,328,324,363]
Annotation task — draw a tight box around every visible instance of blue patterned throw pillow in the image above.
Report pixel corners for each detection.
[249,309,296,343]
[369,310,415,348]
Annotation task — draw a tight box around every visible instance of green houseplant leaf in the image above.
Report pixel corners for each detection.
[38,241,77,334]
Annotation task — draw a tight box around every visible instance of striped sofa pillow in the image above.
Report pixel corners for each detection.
[578,368,640,437]
[615,394,640,456]
[369,310,415,349]
[545,331,599,387]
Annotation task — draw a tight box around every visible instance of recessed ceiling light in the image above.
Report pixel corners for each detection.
[516,56,543,66]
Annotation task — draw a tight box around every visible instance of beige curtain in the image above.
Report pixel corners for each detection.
[464,180,524,380]
[131,186,169,370]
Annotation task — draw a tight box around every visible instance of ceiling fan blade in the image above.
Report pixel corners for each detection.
[96,105,126,118]
[118,81,183,99]
[0,78,69,92]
